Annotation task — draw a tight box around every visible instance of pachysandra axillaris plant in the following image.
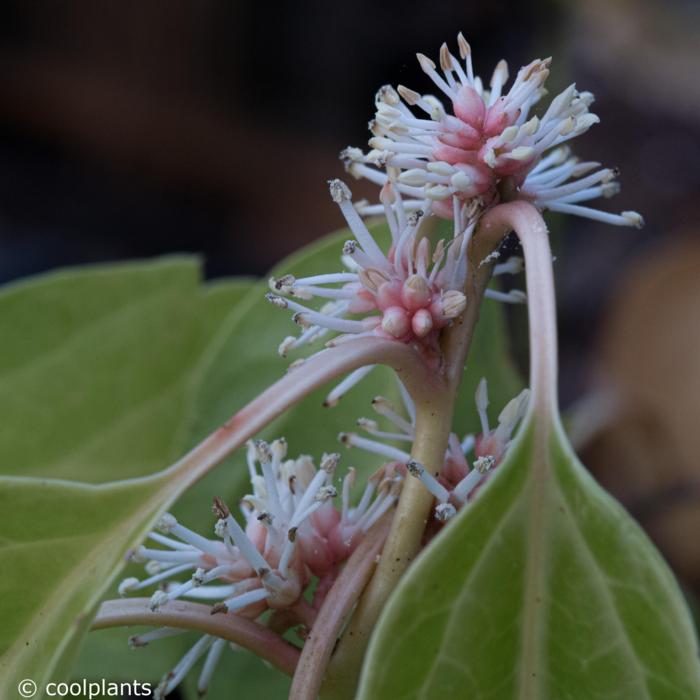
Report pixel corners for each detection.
[1,34,698,700]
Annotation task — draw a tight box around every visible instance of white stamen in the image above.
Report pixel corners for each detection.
[453,469,486,503]
[406,459,451,502]
[461,434,476,454]
[435,503,457,521]
[216,587,270,615]
[119,562,195,594]
[371,396,414,434]
[197,638,227,696]
[222,511,270,575]
[485,289,527,304]
[148,532,197,551]
[475,378,490,436]
[160,635,214,696]
[339,432,411,462]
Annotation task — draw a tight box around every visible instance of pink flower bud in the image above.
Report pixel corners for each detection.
[342,37,642,230]
[483,98,513,136]
[327,523,364,560]
[381,306,411,338]
[401,274,432,310]
[433,143,475,167]
[453,85,485,128]
[376,280,402,311]
[438,290,467,319]
[411,308,434,338]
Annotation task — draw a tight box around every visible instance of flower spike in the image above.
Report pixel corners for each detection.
[341,377,529,518]
[119,442,402,697]
[346,36,643,228]
[267,179,473,367]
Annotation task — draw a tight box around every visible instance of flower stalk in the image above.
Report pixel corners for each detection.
[322,207,504,698]
[92,598,300,676]
[289,512,393,700]
[469,200,558,412]
[322,200,558,698]
[158,336,435,508]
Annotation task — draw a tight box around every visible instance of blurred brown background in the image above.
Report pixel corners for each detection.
[0,1,698,602]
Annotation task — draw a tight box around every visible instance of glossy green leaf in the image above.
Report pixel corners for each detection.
[0,260,252,698]
[0,476,169,697]
[357,417,700,699]
[0,260,246,482]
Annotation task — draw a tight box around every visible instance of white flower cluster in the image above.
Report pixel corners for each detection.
[344,35,643,228]
[120,440,399,697]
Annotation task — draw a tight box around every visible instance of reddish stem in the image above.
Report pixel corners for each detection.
[155,336,436,508]
[290,514,393,700]
[92,598,300,676]
[471,201,558,412]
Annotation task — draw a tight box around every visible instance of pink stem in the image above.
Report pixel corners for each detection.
[92,598,300,676]
[471,201,558,413]
[289,514,393,700]
[156,337,434,505]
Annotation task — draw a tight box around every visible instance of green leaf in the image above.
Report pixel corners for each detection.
[0,476,168,696]
[0,259,252,697]
[357,417,700,699]
[0,259,246,482]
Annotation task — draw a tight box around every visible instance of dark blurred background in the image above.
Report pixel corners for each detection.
[0,0,698,601]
